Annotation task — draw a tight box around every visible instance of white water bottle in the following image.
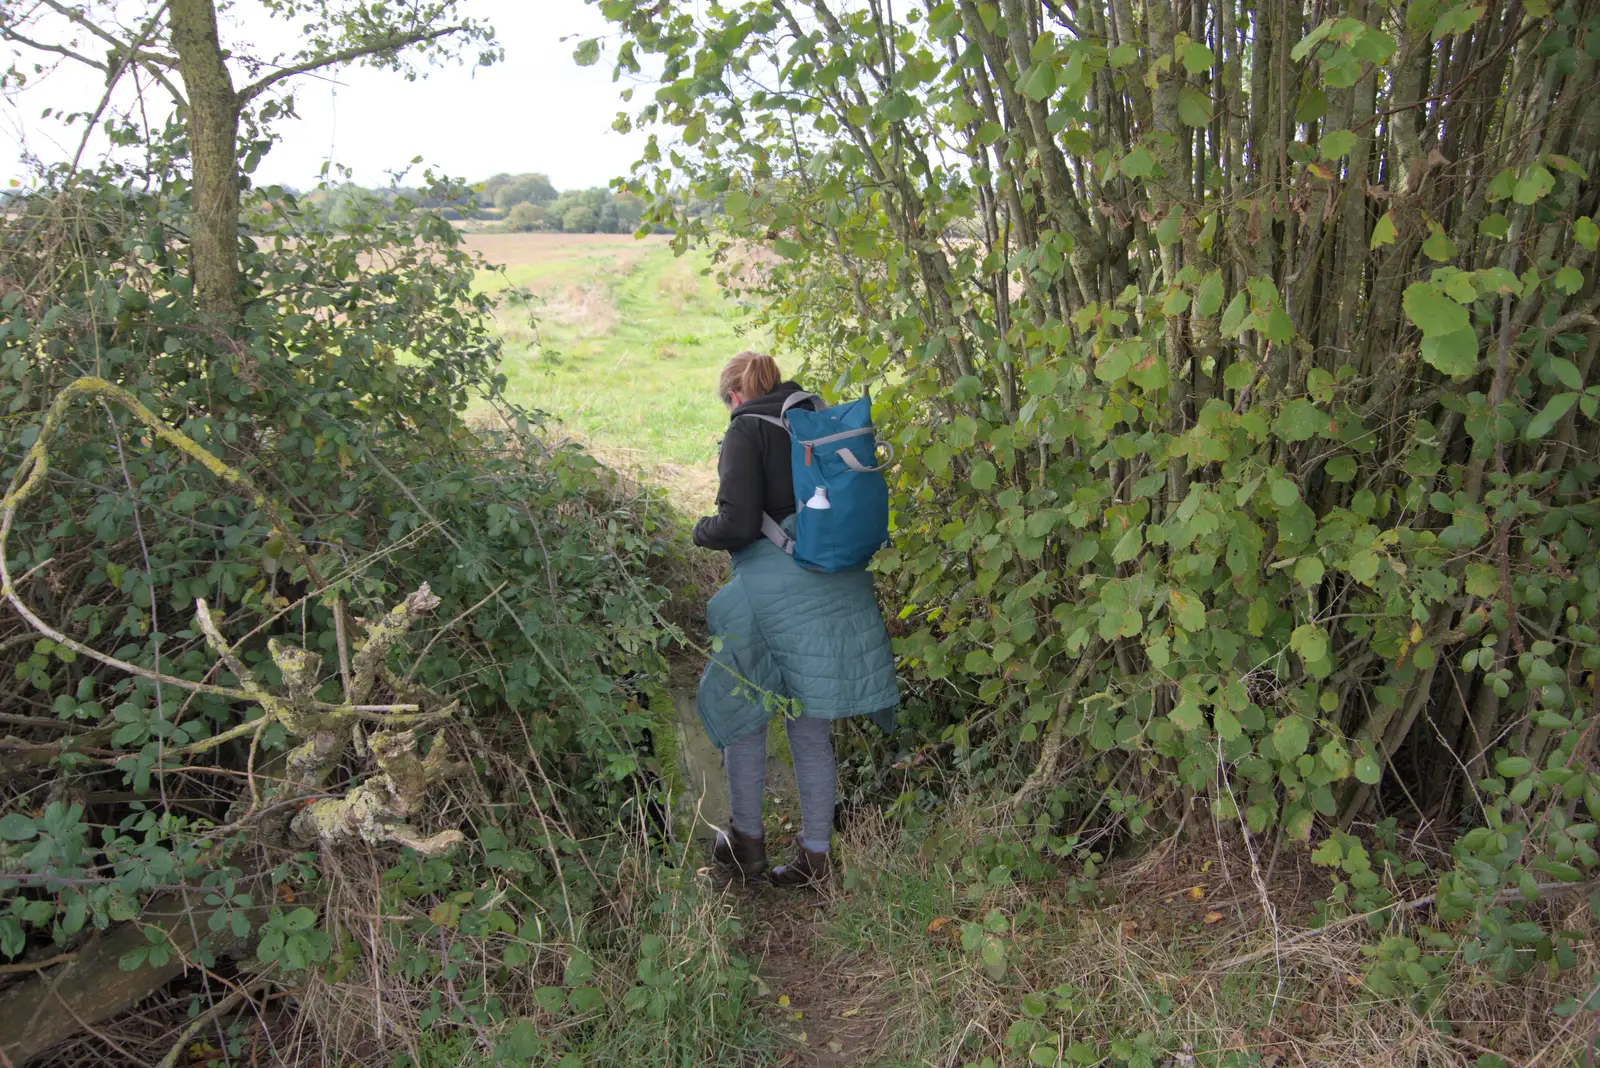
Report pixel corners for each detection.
[805,486,832,510]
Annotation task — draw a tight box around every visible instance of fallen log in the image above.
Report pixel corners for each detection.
[0,890,257,1065]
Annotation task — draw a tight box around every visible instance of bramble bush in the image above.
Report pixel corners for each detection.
[598,0,1600,1008]
[0,161,757,1063]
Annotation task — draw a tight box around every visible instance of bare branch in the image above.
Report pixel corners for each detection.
[236,24,471,103]
[0,25,108,71]
[33,0,179,66]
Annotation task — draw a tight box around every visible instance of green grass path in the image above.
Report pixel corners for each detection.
[488,242,770,501]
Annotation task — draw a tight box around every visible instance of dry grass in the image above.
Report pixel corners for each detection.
[538,281,621,336]
[728,811,1600,1068]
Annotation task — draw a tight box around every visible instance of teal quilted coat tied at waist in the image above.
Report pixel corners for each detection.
[697,536,898,750]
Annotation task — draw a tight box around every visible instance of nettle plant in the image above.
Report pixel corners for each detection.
[601,0,1599,985]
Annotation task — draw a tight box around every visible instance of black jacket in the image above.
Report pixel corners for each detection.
[692,382,811,551]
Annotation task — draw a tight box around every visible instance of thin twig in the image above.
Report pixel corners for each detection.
[402,582,507,686]
[0,950,78,974]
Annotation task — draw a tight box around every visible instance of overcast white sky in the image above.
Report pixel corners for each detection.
[2,0,654,191]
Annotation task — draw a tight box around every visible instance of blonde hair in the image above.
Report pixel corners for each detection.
[718,351,782,405]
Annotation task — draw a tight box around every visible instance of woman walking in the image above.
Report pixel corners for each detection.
[693,352,898,888]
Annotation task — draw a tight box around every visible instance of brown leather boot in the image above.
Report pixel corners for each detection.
[711,826,768,878]
[767,843,831,889]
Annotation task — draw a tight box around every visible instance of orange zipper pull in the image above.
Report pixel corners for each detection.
[804,443,813,466]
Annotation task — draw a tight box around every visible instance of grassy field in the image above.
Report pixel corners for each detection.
[468,233,771,513]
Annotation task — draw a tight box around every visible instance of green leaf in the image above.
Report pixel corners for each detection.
[970,459,998,490]
[1019,62,1056,101]
[1290,623,1328,662]
[1120,146,1155,179]
[1479,213,1510,238]
[1108,42,1139,67]
[568,987,603,1014]
[1291,20,1334,62]
[1275,399,1324,442]
[1420,328,1479,377]
[1433,2,1485,36]
[1111,524,1144,564]
[1326,456,1357,482]
[1170,696,1205,732]
[1370,212,1397,249]
[1320,129,1356,160]
[1496,756,1532,778]
[0,813,36,841]
[1025,511,1062,538]
[1295,87,1329,124]
[1548,356,1584,390]
[879,92,914,122]
[1220,292,1249,336]
[1512,164,1555,205]
[1270,479,1300,507]
[1178,86,1213,127]
[1354,755,1382,784]
[1272,716,1311,761]
[1576,216,1600,251]
[572,38,601,66]
[1196,269,1224,316]
[1486,167,1519,202]
[1464,563,1499,598]
[1294,557,1326,587]
[1402,283,1470,336]
[1421,223,1457,262]
[564,951,594,986]
[1551,267,1585,295]
[1525,392,1578,440]
[1169,589,1206,632]
[1181,41,1215,73]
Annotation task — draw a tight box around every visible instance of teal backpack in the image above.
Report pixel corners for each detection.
[742,392,893,572]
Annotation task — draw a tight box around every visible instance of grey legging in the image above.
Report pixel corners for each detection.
[725,714,835,853]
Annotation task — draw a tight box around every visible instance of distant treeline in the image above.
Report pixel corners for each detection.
[289,174,652,234]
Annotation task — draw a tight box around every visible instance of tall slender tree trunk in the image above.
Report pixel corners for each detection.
[170,0,241,324]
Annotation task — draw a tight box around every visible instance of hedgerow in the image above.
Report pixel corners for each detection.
[600,0,1600,1012]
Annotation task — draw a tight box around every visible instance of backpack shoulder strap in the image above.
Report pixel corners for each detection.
[780,391,821,417]
[760,513,795,554]
[730,414,798,555]
[738,413,789,432]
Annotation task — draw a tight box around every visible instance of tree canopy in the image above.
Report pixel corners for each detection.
[597,0,1600,995]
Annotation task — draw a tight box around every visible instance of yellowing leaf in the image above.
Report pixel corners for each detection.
[1203,911,1224,925]
[1186,885,1205,901]
[1421,221,1457,262]
[1370,212,1397,249]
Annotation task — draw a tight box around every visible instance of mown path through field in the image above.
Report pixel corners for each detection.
[473,231,772,515]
